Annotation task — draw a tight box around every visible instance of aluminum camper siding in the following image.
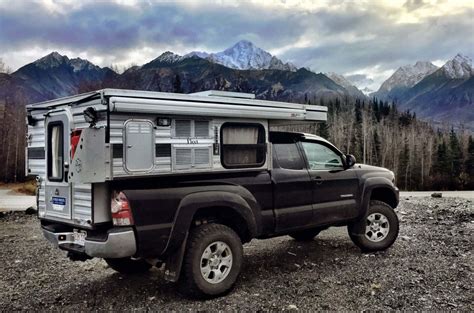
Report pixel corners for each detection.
[109,113,270,178]
[27,97,107,225]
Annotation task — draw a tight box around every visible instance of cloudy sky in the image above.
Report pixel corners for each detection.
[0,0,472,90]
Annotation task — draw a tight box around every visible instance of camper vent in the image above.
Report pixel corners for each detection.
[174,120,210,138]
[175,148,192,165]
[195,121,210,137]
[175,120,191,137]
[195,148,210,165]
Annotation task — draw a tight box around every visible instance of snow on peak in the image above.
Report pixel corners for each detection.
[441,53,472,79]
[69,58,98,72]
[154,51,183,63]
[35,52,69,69]
[378,61,438,92]
[183,40,297,71]
[326,72,356,89]
[209,40,273,70]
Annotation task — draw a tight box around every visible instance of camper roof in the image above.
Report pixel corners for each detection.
[27,89,327,123]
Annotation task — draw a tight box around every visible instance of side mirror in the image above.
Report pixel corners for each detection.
[345,154,356,168]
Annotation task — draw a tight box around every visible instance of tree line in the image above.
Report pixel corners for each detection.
[0,90,472,190]
[281,96,473,190]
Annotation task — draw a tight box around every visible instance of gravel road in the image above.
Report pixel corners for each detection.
[1,197,472,311]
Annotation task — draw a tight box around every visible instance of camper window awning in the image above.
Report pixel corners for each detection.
[109,96,327,122]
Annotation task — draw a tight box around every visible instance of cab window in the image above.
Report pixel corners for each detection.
[273,143,305,170]
[301,141,343,170]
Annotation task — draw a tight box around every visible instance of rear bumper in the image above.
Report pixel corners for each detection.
[42,227,137,258]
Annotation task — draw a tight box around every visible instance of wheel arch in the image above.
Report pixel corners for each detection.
[162,190,259,256]
[359,177,399,219]
[370,187,398,209]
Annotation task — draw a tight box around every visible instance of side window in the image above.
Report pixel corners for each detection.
[273,143,305,170]
[301,141,343,170]
[221,123,266,168]
[47,123,64,181]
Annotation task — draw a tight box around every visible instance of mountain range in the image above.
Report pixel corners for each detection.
[0,40,472,128]
[372,54,473,128]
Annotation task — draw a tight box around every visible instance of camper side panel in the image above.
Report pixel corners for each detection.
[108,113,270,178]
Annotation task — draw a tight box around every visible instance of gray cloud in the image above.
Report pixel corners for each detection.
[0,1,472,89]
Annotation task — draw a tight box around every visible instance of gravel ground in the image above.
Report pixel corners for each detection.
[1,198,473,311]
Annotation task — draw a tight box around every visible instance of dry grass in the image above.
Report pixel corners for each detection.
[0,180,37,195]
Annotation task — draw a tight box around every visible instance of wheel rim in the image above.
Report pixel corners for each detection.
[365,213,390,242]
[200,241,233,284]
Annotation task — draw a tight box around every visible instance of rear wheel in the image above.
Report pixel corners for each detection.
[348,200,399,252]
[179,224,243,298]
[105,257,152,274]
[289,228,322,241]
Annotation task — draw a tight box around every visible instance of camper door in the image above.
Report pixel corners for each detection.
[44,109,73,220]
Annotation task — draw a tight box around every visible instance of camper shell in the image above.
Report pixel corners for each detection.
[27,89,327,229]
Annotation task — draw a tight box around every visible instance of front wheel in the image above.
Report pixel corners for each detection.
[105,257,152,274]
[179,224,243,298]
[348,200,399,252]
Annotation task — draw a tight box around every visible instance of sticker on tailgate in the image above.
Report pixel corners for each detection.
[51,196,66,211]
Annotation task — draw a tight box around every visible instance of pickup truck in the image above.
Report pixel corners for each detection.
[40,130,399,298]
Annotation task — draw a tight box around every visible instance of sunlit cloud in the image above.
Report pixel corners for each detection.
[0,0,472,89]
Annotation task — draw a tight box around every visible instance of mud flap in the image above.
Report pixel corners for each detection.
[164,232,188,282]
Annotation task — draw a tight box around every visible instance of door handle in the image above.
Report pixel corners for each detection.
[127,145,133,148]
[313,176,323,185]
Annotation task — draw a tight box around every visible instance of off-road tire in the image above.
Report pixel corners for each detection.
[179,224,243,298]
[348,200,399,252]
[105,257,152,274]
[289,228,322,241]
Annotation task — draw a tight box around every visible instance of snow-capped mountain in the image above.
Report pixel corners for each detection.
[147,40,297,72]
[153,51,183,64]
[34,52,103,73]
[206,40,296,71]
[377,61,438,94]
[439,53,472,79]
[385,53,473,128]
[326,72,366,98]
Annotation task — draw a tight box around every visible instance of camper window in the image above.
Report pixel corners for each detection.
[221,123,266,168]
[47,123,64,181]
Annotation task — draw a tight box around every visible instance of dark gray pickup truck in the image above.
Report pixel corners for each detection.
[41,130,399,298]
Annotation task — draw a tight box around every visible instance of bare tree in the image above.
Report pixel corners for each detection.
[0,57,12,74]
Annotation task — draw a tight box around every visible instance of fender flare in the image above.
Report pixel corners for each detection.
[358,177,399,219]
[161,190,259,256]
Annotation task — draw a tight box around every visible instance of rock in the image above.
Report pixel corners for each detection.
[431,193,442,198]
[25,207,37,215]
[400,236,411,241]
[288,304,298,310]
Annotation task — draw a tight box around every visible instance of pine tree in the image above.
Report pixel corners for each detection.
[465,136,474,189]
[448,127,462,188]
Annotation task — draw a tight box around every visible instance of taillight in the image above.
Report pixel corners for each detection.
[70,129,82,159]
[111,191,134,226]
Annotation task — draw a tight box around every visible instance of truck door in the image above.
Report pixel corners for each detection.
[271,142,314,232]
[44,109,73,220]
[299,140,359,225]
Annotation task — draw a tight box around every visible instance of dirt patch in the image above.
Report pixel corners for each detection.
[0,198,472,311]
